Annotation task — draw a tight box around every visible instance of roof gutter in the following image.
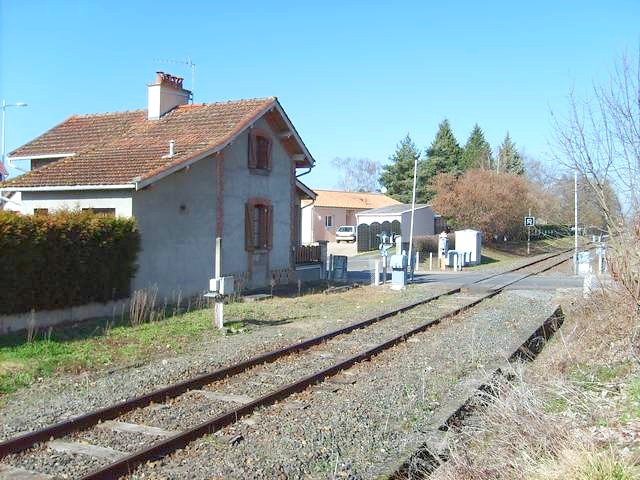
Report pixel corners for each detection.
[2,184,135,192]
[8,153,76,161]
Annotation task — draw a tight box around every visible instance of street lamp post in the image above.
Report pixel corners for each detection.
[1,100,28,175]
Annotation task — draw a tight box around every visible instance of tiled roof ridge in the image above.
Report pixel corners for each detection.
[65,97,276,119]
[70,109,145,118]
[312,188,386,195]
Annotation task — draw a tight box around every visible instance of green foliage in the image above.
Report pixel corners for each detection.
[0,210,140,315]
[379,134,424,203]
[497,132,524,174]
[462,124,493,170]
[424,119,463,178]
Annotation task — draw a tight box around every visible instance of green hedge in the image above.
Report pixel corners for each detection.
[0,211,140,315]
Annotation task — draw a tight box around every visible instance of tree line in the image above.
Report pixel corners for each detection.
[380,121,524,204]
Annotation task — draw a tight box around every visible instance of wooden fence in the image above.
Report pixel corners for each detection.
[294,244,322,264]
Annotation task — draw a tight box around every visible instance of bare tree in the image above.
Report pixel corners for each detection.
[551,50,640,312]
[551,51,639,230]
[332,157,382,192]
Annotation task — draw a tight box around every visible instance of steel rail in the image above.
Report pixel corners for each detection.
[80,251,575,479]
[0,249,571,462]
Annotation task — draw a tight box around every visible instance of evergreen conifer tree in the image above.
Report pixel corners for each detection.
[379,134,424,203]
[497,133,525,175]
[424,119,463,178]
[461,124,493,170]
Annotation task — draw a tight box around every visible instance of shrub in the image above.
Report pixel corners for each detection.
[413,234,455,254]
[0,210,140,315]
[430,169,533,241]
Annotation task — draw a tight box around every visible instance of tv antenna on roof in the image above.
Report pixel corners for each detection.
[154,57,196,103]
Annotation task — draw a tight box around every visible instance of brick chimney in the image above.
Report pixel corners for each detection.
[147,72,191,120]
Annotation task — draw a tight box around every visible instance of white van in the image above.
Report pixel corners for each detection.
[336,225,356,243]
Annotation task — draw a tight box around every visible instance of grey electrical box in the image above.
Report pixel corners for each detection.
[209,275,234,295]
[390,253,408,289]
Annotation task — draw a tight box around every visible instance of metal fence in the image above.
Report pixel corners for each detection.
[357,220,401,252]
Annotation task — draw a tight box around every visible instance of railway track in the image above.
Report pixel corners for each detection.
[0,249,575,479]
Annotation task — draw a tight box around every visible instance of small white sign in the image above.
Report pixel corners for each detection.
[524,216,535,227]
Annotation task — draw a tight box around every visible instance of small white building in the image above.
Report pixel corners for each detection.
[356,204,436,238]
[454,229,482,266]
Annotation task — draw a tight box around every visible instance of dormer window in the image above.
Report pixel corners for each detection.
[248,130,272,172]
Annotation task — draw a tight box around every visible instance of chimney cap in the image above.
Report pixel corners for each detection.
[154,71,185,90]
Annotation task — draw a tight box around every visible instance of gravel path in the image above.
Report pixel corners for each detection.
[124,290,560,479]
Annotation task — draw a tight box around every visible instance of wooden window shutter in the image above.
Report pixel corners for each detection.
[245,203,254,251]
[266,205,273,250]
[248,132,257,169]
[266,137,273,170]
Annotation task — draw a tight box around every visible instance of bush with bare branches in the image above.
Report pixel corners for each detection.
[430,169,532,241]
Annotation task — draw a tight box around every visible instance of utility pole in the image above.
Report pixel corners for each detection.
[407,155,418,280]
[574,170,579,273]
[1,100,28,178]
[527,207,531,256]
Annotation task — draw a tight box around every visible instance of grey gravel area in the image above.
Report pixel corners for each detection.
[126,289,562,479]
[0,293,486,478]
[0,254,573,479]
[1,443,109,479]
[0,284,451,441]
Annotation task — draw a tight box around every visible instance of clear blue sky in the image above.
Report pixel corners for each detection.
[1,1,638,188]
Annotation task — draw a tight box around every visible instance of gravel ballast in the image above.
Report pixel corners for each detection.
[0,284,451,441]
[123,289,562,479]
[0,253,578,479]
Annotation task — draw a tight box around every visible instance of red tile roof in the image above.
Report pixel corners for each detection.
[2,98,282,188]
[303,189,400,209]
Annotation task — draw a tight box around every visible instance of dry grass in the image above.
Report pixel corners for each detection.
[429,285,640,480]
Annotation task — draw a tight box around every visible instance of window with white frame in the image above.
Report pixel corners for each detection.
[325,215,333,228]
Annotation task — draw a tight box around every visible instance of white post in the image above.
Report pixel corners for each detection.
[214,301,224,329]
[429,252,433,271]
[527,207,531,256]
[407,156,418,282]
[214,237,224,329]
[382,256,387,284]
[574,171,579,274]
[1,100,6,168]
[374,260,380,286]
[415,251,420,272]
[215,237,222,278]
[328,254,334,281]
[598,249,603,274]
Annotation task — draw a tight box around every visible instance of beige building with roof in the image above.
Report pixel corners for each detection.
[300,189,400,243]
[2,72,317,296]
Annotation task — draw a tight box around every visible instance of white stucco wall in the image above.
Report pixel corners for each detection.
[221,116,294,287]
[133,115,296,297]
[356,213,402,226]
[301,204,314,244]
[14,190,133,217]
[400,207,434,237]
[132,154,218,300]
